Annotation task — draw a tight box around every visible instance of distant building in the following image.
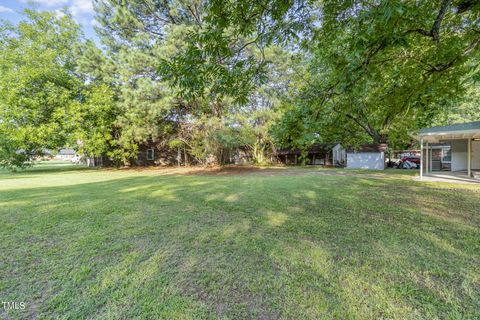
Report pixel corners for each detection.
[276,144,336,165]
[55,149,76,160]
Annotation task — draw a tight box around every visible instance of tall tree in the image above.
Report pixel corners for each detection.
[166,0,480,147]
[90,1,201,163]
[160,0,314,104]
[70,83,120,161]
[302,0,480,145]
[0,10,81,169]
[92,0,274,164]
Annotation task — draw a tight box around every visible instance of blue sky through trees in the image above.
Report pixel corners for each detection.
[0,0,99,44]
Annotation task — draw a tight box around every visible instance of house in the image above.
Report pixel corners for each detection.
[133,143,187,166]
[276,144,336,165]
[416,121,480,180]
[345,144,387,170]
[55,148,76,160]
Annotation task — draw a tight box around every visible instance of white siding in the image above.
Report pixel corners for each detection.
[347,152,384,170]
[451,140,468,171]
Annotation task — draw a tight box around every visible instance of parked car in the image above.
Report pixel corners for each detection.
[400,156,420,165]
[395,156,420,169]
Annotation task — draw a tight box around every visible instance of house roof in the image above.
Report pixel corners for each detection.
[276,143,336,155]
[58,148,76,155]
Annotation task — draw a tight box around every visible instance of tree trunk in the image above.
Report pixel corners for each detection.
[184,147,188,167]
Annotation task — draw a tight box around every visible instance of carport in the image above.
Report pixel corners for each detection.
[416,121,480,181]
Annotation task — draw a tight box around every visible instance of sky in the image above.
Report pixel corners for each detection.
[0,0,99,43]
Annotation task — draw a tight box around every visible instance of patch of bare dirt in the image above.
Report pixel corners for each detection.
[110,165,291,176]
[107,164,409,179]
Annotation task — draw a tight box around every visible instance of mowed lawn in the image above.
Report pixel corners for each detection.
[0,162,479,319]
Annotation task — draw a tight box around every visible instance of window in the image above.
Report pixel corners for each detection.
[146,148,154,160]
[442,147,451,162]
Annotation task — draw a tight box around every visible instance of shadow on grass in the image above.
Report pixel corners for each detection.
[0,172,479,319]
[0,161,95,180]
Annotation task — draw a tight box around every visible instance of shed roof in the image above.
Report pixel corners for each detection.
[346,144,387,153]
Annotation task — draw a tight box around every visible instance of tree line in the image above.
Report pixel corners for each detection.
[1,1,479,169]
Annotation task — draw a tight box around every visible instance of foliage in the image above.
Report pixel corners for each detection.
[302,0,480,146]
[432,81,480,124]
[0,10,81,169]
[159,0,314,104]
[2,1,480,168]
[165,0,480,148]
[70,84,119,159]
[91,1,212,163]
[92,1,290,165]
[183,117,237,165]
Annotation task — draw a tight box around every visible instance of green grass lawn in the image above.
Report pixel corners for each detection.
[1,162,479,319]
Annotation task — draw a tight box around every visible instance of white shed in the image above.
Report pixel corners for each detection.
[346,144,386,170]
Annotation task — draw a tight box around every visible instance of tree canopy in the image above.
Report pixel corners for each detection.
[0,10,81,169]
[0,1,479,169]
[164,0,480,147]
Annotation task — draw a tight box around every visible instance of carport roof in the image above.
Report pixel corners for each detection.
[419,121,480,134]
[416,121,480,142]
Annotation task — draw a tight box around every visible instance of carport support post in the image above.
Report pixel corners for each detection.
[420,138,423,180]
[425,141,429,174]
[468,138,472,177]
